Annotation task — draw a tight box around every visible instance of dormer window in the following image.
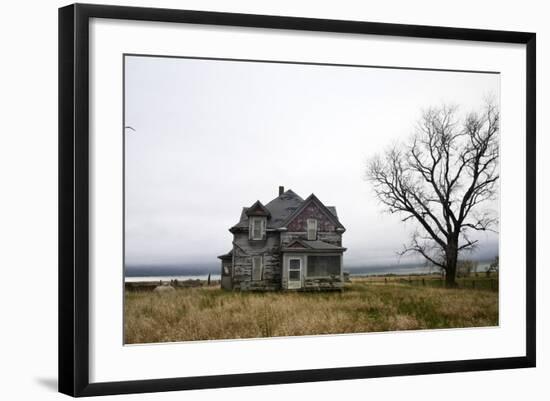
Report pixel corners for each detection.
[245,200,269,240]
[249,217,266,240]
[307,218,318,240]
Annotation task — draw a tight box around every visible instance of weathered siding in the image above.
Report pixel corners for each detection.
[303,277,344,291]
[220,260,233,290]
[287,202,338,232]
[231,231,282,290]
[221,276,232,290]
[281,231,342,247]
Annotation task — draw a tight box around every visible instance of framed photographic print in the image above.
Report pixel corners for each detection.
[58,3,536,397]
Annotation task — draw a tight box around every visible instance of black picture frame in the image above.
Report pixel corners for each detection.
[59,3,536,397]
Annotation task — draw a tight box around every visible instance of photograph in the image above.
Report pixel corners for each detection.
[0,0,542,398]
[123,54,500,344]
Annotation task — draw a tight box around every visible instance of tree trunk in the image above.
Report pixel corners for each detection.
[445,239,459,288]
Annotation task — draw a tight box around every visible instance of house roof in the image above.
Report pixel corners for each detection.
[282,239,347,253]
[245,200,271,217]
[264,189,304,228]
[326,206,338,218]
[280,193,345,231]
[230,189,343,231]
[217,249,233,260]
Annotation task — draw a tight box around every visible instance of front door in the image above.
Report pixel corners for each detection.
[288,258,302,289]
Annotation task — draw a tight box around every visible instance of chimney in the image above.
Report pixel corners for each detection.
[279,186,284,196]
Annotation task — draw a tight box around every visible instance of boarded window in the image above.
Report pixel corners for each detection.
[252,256,263,281]
[288,258,301,281]
[250,217,265,240]
[306,255,340,277]
[307,219,317,240]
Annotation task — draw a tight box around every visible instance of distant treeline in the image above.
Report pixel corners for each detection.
[344,259,494,276]
[125,264,219,277]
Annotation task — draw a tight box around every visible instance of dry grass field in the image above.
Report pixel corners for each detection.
[124,276,498,344]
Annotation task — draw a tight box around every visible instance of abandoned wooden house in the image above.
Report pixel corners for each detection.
[218,186,346,291]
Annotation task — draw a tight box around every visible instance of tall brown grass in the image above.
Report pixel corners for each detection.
[124,281,498,344]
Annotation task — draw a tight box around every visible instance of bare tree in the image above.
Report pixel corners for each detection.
[367,101,499,287]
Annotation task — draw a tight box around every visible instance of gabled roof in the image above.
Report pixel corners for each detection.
[217,249,233,260]
[281,193,345,231]
[245,200,271,217]
[264,189,304,228]
[230,189,344,231]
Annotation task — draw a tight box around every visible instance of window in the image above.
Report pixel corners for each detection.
[252,256,263,281]
[306,255,340,277]
[250,217,266,240]
[288,258,301,281]
[307,218,318,240]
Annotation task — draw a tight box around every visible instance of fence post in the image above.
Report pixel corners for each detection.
[422,278,425,286]
[472,280,475,289]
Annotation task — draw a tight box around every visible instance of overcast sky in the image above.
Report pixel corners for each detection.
[124,55,499,268]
